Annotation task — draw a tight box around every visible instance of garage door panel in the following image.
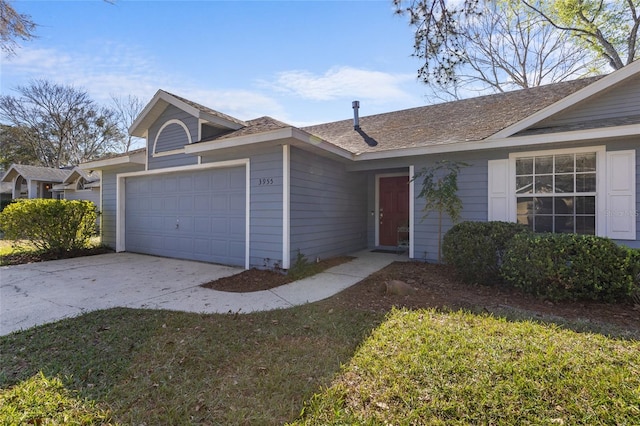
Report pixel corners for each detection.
[125,167,246,266]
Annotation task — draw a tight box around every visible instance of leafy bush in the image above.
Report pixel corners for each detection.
[442,221,530,284]
[501,233,635,302]
[0,199,98,254]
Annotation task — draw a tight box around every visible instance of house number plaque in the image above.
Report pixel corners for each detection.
[258,178,274,185]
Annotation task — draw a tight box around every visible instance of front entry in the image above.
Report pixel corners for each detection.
[378,175,409,246]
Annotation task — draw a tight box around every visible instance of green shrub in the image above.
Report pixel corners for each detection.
[0,199,98,254]
[442,221,530,284]
[501,233,635,302]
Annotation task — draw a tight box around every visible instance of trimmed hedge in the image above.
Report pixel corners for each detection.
[501,233,636,302]
[442,221,531,284]
[0,199,98,254]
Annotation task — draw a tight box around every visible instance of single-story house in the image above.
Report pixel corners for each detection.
[0,164,101,209]
[51,166,101,207]
[82,60,639,269]
[1,164,71,200]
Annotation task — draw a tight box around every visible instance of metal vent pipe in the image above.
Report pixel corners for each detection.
[352,100,360,130]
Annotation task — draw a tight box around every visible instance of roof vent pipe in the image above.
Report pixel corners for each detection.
[352,100,360,130]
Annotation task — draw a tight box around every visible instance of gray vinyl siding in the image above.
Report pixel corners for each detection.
[411,152,490,262]
[290,147,368,262]
[147,105,199,170]
[201,146,284,269]
[99,164,145,248]
[64,188,100,207]
[534,75,640,128]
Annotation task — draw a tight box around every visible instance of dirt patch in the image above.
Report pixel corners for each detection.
[330,261,640,333]
[201,256,354,292]
[205,259,640,335]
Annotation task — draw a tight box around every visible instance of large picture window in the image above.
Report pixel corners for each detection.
[515,152,597,234]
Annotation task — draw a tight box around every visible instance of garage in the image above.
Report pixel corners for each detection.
[124,166,246,266]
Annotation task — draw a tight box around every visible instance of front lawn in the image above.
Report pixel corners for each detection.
[1,302,639,424]
[293,309,640,425]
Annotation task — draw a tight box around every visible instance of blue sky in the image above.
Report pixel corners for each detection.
[1,0,430,127]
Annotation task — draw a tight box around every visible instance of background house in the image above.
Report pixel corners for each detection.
[83,60,639,269]
[0,164,101,209]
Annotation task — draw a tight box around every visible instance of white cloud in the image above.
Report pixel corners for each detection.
[267,66,417,103]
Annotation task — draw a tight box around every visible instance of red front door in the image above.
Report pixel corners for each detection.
[379,176,409,246]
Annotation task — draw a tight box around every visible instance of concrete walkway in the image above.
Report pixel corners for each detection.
[0,250,402,336]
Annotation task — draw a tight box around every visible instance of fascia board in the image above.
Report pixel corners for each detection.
[1,167,18,183]
[80,150,147,170]
[354,124,640,161]
[184,127,354,160]
[491,61,640,139]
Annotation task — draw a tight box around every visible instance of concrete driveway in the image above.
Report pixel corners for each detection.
[0,250,399,336]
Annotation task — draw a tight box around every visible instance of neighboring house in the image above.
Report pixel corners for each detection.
[1,164,70,200]
[0,164,101,209]
[82,60,639,269]
[52,167,101,207]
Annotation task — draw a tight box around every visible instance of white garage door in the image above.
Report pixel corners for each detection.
[124,167,246,266]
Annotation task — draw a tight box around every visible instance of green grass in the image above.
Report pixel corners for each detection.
[1,303,639,424]
[0,305,382,425]
[293,309,640,425]
[0,239,36,256]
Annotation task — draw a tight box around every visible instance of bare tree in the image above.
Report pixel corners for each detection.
[0,0,36,55]
[0,80,124,168]
[111,94,145,152]
[394,0,638,87]
[426,1,602,101]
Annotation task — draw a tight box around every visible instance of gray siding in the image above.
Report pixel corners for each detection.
[411,152,490,262]
[99,164,145,248]
[535,75,640,128]
[290,147,368,262]
[64,188,100,207]
[147,105,199,170]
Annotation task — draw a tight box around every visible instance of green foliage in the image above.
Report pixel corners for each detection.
[0,372,113,424]
[293,308,640,425]
[413,160,469,262]
[0,199,98,253]
[501,233,636,302]
[442,221,531,284]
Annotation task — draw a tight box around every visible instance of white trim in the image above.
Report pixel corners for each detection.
[184,127,354,160]
[152,119,192,157]
[115,159,251,269]
[282,145,291,269]
[354,124,639,162]
[409,165,415,259]
[374,171,410,247]
[508,145,606,236]
[245,161,251,270]
[80,150,146,169]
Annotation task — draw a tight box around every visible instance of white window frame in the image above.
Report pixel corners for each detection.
[507,146,607,237]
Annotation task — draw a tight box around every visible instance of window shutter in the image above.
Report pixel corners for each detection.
[488,159,510,221]
[606,150,636,240]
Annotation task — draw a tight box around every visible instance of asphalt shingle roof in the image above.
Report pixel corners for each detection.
[8,165,71,182]
[301,77,603,155]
